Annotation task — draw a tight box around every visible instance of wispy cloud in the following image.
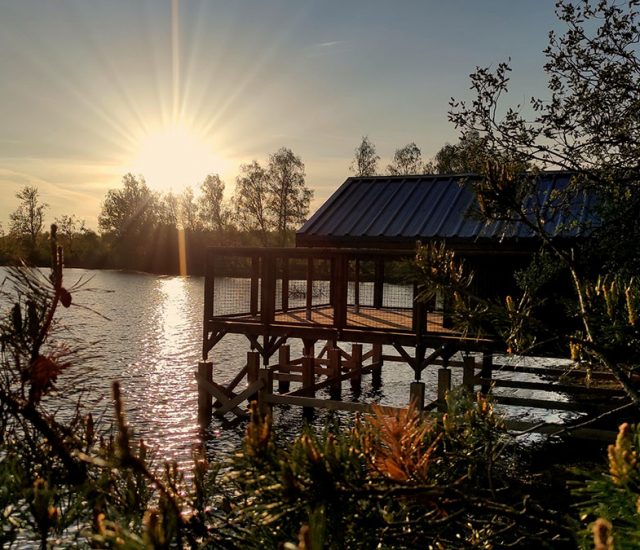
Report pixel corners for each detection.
[317,40,343,48]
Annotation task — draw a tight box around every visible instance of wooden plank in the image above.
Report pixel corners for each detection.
[265,393,404,415]
[504,420,617,441]
[479,378,624,396]
[273,373,304,383]
[489,363,616,380]
[493,395,595,412]
[215,380,263,416]
[224,365,248,394]
[195,375,247,418]
[286,366,356,397]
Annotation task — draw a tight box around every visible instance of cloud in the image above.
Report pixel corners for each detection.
[317,40,343,48]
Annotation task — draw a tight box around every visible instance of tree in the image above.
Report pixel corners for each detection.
[9,185,47,258]
[267,148,313,246]
[159,192,179,227]
[350,136,380,176]
[98,174,160,269]
[53,214,86,257]
[429,131,490,174]
[234,161,272,243]
[387,142,425,175]
[446,0,640,407]
[179,186,201,232]
[198,174,229,231]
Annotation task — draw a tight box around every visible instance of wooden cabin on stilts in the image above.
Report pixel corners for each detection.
[196,172,625,438]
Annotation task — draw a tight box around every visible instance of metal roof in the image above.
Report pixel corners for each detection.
[296,172,597,247]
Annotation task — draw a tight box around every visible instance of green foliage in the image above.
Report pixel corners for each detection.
[228,396,572,548]
[575,423,640,549]
[414,242,544,353]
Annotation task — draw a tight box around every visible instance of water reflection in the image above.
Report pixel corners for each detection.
[0,268,578,471]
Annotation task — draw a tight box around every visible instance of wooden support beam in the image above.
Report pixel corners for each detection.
[437,368,452,412]
[306,257,314,321]
[410,381,425,411]
[258,368,274,416]
[392,342,417,370]
[480,352,493,395]
[302,354,315,397]
[372,343,383,387]
[373,258,384,309]
[273,373,303,383]
[202,258,214,358]
[214,380,263,416]
[197,361,213,426]
[350,343,363,391]
[462,355,475,392]
[196,374,246,419]
[261,255,276,325]
[354,258,360,313]
[278,344,291,393]
[204,330,227,358]
[247,351,261,402]
[281,258,289,312]
[328,347,342,399]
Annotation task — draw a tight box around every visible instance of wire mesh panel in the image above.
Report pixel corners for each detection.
[347,259,375,308]
[205,247,455,336]
[345,256,415,332]
[211,254,261,318]
[273,256,334,326]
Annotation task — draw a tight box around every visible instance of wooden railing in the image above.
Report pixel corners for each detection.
[204,247,430,334]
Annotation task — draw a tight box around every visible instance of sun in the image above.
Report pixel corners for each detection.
[129,124,225,193]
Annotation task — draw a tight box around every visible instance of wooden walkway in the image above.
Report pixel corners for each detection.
[235,306,452,333]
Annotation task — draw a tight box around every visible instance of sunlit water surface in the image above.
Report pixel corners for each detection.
[1,268,576,469]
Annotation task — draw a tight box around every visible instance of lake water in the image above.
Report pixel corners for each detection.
[1,268,577,469]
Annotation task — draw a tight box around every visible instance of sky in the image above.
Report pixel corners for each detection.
[0,0,561,230]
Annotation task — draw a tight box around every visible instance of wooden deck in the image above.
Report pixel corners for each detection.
[235,306,452,333]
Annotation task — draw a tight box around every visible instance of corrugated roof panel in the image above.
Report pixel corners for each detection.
[378,179,424,237]
[410,179,457,236]
[332,180,389,235]
[296,172,599,244]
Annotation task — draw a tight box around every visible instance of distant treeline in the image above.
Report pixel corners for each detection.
[1,147,312,275]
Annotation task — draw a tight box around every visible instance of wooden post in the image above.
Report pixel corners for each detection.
[258,368,273,416]
[371,344,383,388]
[328,347,342,399]
[250,256,260,316]
[480,352,493,395]
[333,255,348,329]
[373,258,384,309]
[306,257,314,321]
[197,361,213,426]
[354,258,360,313]
[247,351,260,402]
[202,253,215,359]
[302,354,315,397]
[463,355,475,392]
[437,368,452,412]
[350,343,363,391]
[281,257,289,312]
[409,381,425,412]
[278,344,291,393]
